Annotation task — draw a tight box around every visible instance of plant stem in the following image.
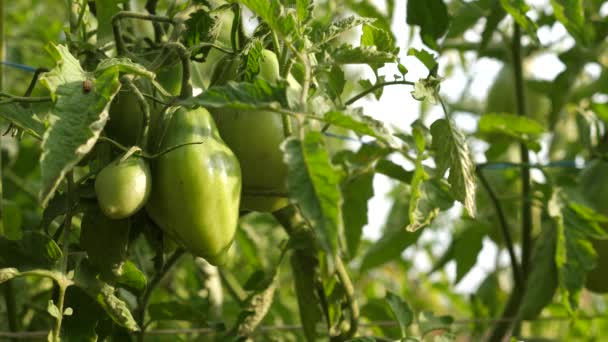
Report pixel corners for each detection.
[476,168,523,288]
[218,269,247,304]
[50,282,68,342]
[487,23,532,342]
[344,80,415,106]
[137,249,184,342]
[512,25,533,279]
[334,257,359,341]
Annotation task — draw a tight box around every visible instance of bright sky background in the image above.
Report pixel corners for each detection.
[353,0,603,293]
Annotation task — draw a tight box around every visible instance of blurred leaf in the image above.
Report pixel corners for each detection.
[323,110,392,143]
[478,113,545,152]
[479,1,507,51]
[406,0,450,50]
[517,223,558,320]
[550,0,593,46]
[283,132,344,256]
[407,178,454,232]
[548,190,607,312]
[385,291,413,338]
[148,300,208,322]
[183,79,289,110]
[407,48,438,71]
[94,0,122,45]
[314,16,376,46]
[375,160,413,183]
[431,119,477,217]
[240,0,298,38]
[418,311,454,336]
[75,260,139,331]
[0,103,45,138]
[499,0,539,44]
[0,232,62,269]
[342,172,374,258]
[62,286,103,342]
[80,209,130,281]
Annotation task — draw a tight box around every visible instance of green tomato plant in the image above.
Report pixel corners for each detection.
[1,1,608,342]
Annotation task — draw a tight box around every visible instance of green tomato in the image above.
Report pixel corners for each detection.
[579,159,608,293]
[156,60,183,96]
[210,49,299,212]
[485,65,550,123]
[95,156,151,219]
[106,87,146,147]
[146,107,241,265]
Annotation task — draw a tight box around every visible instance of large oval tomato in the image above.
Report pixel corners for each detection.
[210,49,299,212]
[485,64,550,123]
[579,159,608,293]
[146,107,241,265]
[95,156,151,219]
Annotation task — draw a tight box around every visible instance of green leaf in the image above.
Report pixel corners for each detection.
[184,8,220,60]
[431,221,485,283]
[360,187,423,271]
[0,103,45,138]
[0,232,62,269]
[385,291,414,338]
[418,311,454,336]
[550,0,593,46]
[95,58,154,79]
[183,79,289,110]
[116,261,147,295]
[375,160,413,183]
[406,0,450,50]
[517,223,558,320]
[548,190,606,312]
[239,0,298,39]
[62,286,104,342]
[148,300,208,322]
[430,119,477,217]
[80,209,130,281]
[315,16,376,46]
[0,268,19,283]
[320,65,345,102]
[323,110,392,143]
[75,260,139,331]
[94,0,122,45]
[478,113,545,152]
[283,133,344,256]
[47,300,61,319]
[499,0,539,44]
[39,44,121,207]
[342,172,374,259]
[407,178,454,232]
[361,24,397,54]
[296,0,313,24]
[331,44,397,65]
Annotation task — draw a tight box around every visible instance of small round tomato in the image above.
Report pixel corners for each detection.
[95,156,151,219]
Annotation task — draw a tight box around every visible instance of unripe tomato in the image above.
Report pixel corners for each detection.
[485,65,550,123]
[106,87,146,147]
[579,159,608,293]
[95,156,151,219]
[210,49,298,212]
[156,61,183,96]
[146,107,241,265]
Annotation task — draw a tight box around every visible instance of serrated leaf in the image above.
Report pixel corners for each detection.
[548,190,606,313]
[499,0,539,44]
[331,44,397,65]
[315,16,376,46]
[184,8,220,60]
[407,48,438,71]
[39,44,121,207]
[116,261,147,295]
[361,24,397,54]
[0,103,45,138]
[183,79,288,110]
[240,0,298,39]
[406,0,450,50]
[296,0,313,24]
[343,172,374,258]
[282,132,344,256]
[430,119,477,217]
[385,291,413,338]
[408,178,454,232]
